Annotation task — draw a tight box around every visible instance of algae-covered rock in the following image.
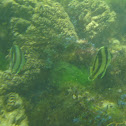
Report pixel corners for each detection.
[105,0,126,36]
[67,0,116,44]
[27,84,96,126]
[0,0,125,126]
[28,87,84,126]
[0,0,78,92]
[0,92,28,126]
[0,1,80,124]
[26,78,126,126]
[50,62,89,87]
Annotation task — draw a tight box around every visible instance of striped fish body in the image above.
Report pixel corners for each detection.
[88,46,111,81]
[9,45,25,74]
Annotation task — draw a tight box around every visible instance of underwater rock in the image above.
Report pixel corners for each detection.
[66,39,96,66]
[0,0,78,92]
[105,0,126,36]
[109,38,121,53]
[0,92,28,126]
[67,0,116,44]
[0,0,125,126]
[106,38,126,87]
[4,92,23,111]
[100,100,117,111]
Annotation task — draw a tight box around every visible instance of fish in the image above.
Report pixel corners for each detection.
[88,46,111,81]
[9,45,25,74]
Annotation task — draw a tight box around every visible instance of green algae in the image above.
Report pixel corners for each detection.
[0,0,126,126]
[26,83,96,126]
[27,89,83,126]
[50,61,89,87]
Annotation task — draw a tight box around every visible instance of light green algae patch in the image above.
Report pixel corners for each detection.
[50,62,89,87]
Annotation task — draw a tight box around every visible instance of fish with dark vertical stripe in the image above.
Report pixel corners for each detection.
[88,46,111,81]
[9,45,25,74]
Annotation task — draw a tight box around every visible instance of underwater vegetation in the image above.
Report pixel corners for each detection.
[50,61,89,87]
[0,0,126,126]
[27,88,85,126]
[66,0,116,45]
[26,82,126,126]
[0,0,79,93]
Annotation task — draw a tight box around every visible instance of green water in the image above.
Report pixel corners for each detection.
[0,0,126,126]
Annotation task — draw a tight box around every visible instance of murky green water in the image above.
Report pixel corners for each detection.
[0,0,126,126]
